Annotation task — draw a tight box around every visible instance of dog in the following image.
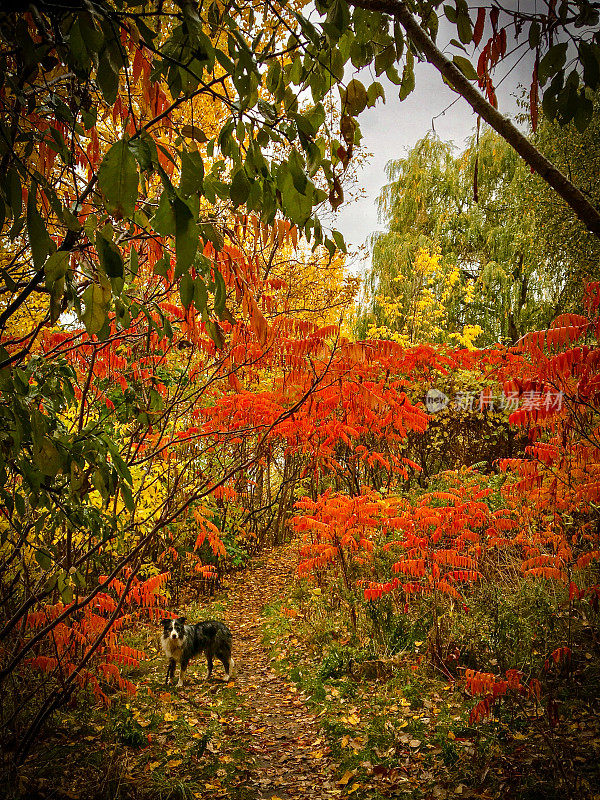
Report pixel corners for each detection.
[160,617,234,687]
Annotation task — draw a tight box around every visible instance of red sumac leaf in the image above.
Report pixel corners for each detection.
[473,8,486,47]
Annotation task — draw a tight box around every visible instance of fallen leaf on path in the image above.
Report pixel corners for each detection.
[337,769,357,785]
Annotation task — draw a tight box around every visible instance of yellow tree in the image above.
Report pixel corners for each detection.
[366,246,482,348]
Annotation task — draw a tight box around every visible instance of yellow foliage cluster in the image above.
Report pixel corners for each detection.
[0,245,48,348]
[367,247,483,349]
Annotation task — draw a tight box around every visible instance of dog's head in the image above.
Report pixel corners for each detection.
[161,616,187,643]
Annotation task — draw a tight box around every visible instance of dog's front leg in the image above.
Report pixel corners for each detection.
[178,657,188,688]
[206,653,213,680]
[166,657,176,685]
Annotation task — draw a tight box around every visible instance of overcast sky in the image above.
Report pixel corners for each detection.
[332,20,532,275]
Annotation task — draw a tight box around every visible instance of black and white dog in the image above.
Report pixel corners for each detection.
[160,617,235,687]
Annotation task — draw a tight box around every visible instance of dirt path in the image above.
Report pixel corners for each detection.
[192,541,343,800]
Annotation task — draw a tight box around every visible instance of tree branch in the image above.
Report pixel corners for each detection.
[347,0,600,237]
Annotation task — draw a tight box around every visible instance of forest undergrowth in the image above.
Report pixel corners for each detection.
[9,528,600,800]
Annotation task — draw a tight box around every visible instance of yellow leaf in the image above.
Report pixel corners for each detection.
[447,730,455,740]
[347,714,360,725]
[348,783,361,793]
[311,750,324,759]
[337,770,356,786]
[164,712,177,722]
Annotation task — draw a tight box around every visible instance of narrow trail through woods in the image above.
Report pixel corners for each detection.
[188,540,342,799]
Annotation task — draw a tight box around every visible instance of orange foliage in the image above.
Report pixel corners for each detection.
[24,572,169,705]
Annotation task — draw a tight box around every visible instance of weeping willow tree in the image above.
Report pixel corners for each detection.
[358,121,600,346]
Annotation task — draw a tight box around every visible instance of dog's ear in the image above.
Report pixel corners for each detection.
[178,616,187,625]
[161,617,171,628]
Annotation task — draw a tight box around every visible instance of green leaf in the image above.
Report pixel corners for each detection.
[129,246,139,278]
[266,60,282,94]
[366,81,385,107]
[61,585,74,604]
[326,0,350,38]
[332,230,347,253]
[44,251,69,288]
[33,436,61,476]
[579,42,600,91]
[179,149,204,196]
[180,272,194,308]
[34,548,53,570]
[82,283,110,334]
[27,185,53,270]
[452,55,478,81]
[278,166,313,227]
[153,255,170,278]
[128,133,158,173]
[199,222,224,251]
[121,482,134,512]
[151,192,176,236]
[7,168,22,219]
[14,493,25,516]
[96,233,124,278]
[343,79,368,115]
[529,21,541,49]
[444,4,457,23]
[288,148,309,194]
[324,236,336,257]
[173,197,198,279]
[230,168,251,207]
[105,437,133,485]
[97,138,139,219]
[194,276,208,312]
[538,43,568,86]
[213,267,227,317]
[456,12,472,44]
[97,51,119,105]
[205,319,225,349]
[574,93,594,132]
[49,276,65,324]
[399,50,415,100]
[375,45,395,77]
